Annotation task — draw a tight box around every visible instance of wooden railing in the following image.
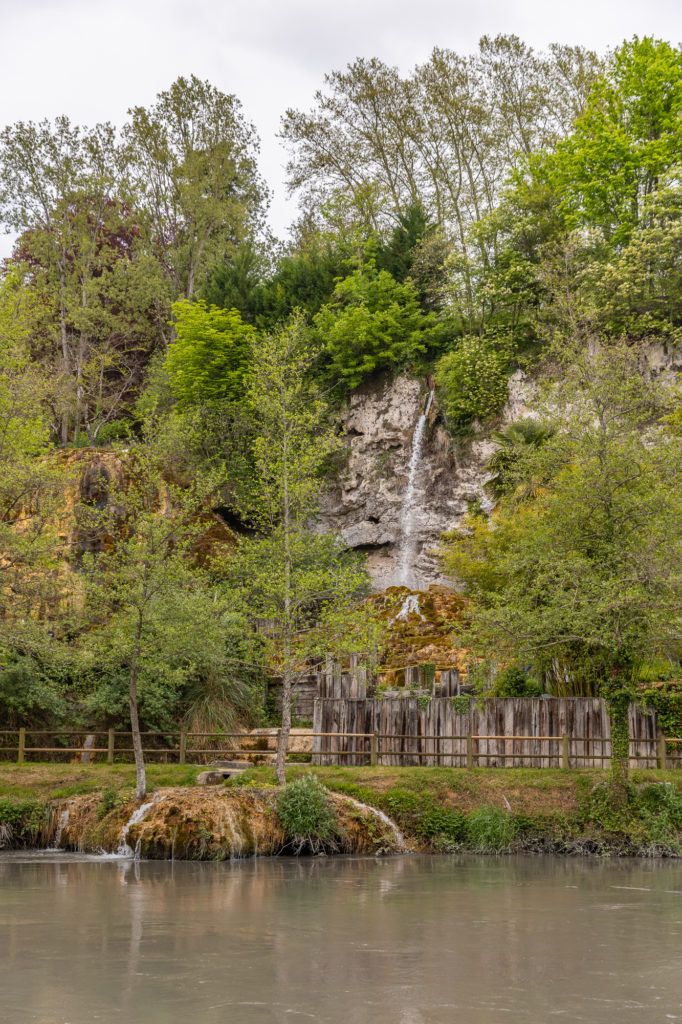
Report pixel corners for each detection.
[3,728,682,769]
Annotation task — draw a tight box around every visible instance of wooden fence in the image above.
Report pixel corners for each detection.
[312,697,681,768]
[268,663,463,717]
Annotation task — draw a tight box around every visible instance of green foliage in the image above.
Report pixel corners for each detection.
[442,344,682,712]
[97,786,125,819]
[165,300,255,407]
[203,239,346,329]
[485,419,556,500]
[450,695,471,715]
[638,685,682,740]
[276,774,340,853]
[313,262,448,389]
[494,666,543,698]
[0,655,67,727]
[539,37,682,245]
[380,787,467,846]
[435,336,510,428]
[0,797,46,847]
[465,806,518,852]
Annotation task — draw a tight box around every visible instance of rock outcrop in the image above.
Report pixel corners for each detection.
[319,371,533,589]
[46,786,406,859]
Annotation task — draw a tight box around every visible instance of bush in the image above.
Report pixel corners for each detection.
[435,336,509,428]
[276,774,340,854]
[466,806,517,852]
[494,666,543,698]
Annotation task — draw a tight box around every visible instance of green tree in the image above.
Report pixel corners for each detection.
[78,440,253,800]
[313,262,446,389]
[538,37,682,245]
[0,118,152,443]
[124,75,267,301]
[442,343,682,791]
[165,299,256,408]
[224,316,380,783]
[0,274,66,621]
[435,336,510,429]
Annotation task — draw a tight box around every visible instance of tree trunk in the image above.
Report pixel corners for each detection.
[276,666,292,786]
[129,660,146,801]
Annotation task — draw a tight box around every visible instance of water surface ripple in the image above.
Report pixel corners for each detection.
[1,853,681,1023]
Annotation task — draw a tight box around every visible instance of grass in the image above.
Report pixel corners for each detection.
[0,762,202,802]
[3,763,682,856]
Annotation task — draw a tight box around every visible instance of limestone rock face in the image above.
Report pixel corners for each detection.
[318,372,533,590]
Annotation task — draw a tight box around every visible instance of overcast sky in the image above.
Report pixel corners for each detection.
[0,0,680,257]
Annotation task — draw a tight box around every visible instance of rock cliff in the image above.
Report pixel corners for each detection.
[319,371,533,589]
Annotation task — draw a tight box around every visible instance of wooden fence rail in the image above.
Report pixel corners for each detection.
[4,726,682,770]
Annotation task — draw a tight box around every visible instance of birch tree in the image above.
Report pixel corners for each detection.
[227,316,378,783]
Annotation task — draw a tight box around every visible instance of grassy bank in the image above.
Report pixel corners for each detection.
[2,763,682,856]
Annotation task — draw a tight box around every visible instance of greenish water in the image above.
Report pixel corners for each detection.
[1,853,681,1023]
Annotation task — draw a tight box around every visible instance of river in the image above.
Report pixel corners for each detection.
[1,853,681,1023]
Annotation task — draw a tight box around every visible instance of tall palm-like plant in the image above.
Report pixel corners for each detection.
[485,419,555,500]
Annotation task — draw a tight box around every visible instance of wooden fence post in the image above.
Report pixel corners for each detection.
[370,731,378,767]
[107,728,115,765]
[561,733,569,770]
[17,727,25,765]
[466,733,473,769]
[657,735,666,771]
[179,728,187,765]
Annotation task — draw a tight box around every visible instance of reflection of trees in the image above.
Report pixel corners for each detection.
[2,854,682,1021]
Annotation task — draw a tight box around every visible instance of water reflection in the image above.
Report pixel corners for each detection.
[1,853,682,1023]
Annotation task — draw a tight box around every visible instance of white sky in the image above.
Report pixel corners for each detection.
[0,0,680,257]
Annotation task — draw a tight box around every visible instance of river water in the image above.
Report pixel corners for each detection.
[1,853,682,1023]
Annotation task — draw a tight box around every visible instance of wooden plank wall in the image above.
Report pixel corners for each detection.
[312,697,660,768]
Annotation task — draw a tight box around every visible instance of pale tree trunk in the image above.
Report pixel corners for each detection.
[129,656,146,802]
[276,424,292,787]
[276,663,292,786]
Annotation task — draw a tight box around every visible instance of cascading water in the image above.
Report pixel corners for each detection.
[48,807,70,851]
[396,389,434,587]
[340,795,407,852]
[117,792,164,858]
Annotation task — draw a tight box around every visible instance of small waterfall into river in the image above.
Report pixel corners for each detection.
[396,389,434,587]
[117,792,164,858]
[340,795,407,851]
[48,807,70,850]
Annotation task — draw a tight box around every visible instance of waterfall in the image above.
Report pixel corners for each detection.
[397,389,434,587]
[48,807,70,851]
[117,792,164,858]
[340,795,407,852]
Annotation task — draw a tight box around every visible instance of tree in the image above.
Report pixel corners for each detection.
[281,39,600,252]
[0,118,148,443]
[165,299,256,408]
[313,261,447,389]
[78,440,252,800]
[538,37,682,245]
[442,343,682,792]
[435,336,510,429]
[485,419,556,500]
[224,316,379,783]
[0,273,66,621]
[124,75,268,301]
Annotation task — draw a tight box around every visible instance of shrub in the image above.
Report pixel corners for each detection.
[435,336,509,428]
[494,666,543,698]
[466,806,517,852]
[276,774,340,854]
[450,695,471,715]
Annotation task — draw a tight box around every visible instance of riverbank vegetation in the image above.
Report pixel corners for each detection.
[3,765,682,858]
[0,36,682,809]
